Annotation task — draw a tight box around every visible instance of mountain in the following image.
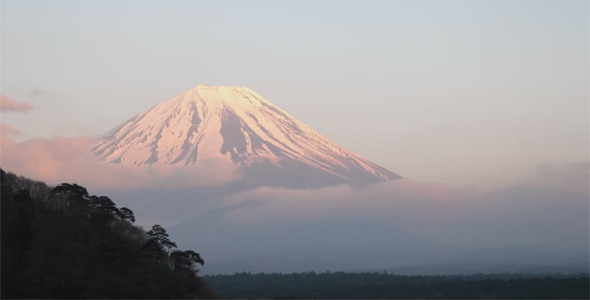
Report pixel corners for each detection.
[93,84,400,187]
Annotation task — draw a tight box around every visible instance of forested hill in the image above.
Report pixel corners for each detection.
[1,169,218,299]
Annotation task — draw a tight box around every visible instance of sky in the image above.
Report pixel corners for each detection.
[1,0,588,189]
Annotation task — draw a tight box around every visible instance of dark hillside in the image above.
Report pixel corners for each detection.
[1,169,218,299]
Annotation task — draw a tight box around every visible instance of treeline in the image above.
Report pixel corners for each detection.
[1,169,218,299]
[203,271,590,299]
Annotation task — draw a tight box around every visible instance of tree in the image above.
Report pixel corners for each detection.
[171,250,204,273]
[52,183,90,204]
[143,225,177,263]
[86,195,120,230]
[90,196,117,212]
[118,207,135,223]
[14,189,33,202]
[146,225,177,251]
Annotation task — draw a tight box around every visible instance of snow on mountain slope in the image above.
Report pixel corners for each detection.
[93,84,400,186]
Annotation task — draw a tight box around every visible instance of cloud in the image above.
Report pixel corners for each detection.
[4,129,583,250]
[152,173,587,259]
[163,177,588,274]
[1,123,22,138]
[0,133,239,190]
[216,179,588,250]
[0,94,33,112]
[1,128,587,273]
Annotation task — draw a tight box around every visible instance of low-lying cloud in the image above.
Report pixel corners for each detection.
[162,176,588,274]
[0,134,239,190]
[210,176,589,250]
[1,129,588,274]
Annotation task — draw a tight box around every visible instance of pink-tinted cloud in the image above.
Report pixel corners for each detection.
[1,127,586,261]
[0,133,239,190]
[0,94,33,112]
[1,123,22,137]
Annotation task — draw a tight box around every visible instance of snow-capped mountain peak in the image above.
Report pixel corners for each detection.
[93,84,400,187]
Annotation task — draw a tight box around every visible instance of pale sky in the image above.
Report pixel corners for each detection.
[1,0,588,189]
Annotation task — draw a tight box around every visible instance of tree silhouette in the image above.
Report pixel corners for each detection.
[118,207,136,223]
[143,224,177,263]
[171,250,204,273]
[90,196,117,212]
[52,183,90,204]
[146,225,177,251]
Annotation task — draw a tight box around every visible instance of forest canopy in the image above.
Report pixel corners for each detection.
[1,169,217,299]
